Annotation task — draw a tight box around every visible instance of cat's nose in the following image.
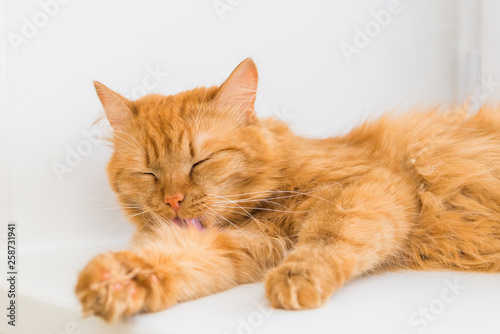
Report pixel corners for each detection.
[164,194,184,212]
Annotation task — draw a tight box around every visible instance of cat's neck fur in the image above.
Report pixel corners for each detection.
[261,117,358,191]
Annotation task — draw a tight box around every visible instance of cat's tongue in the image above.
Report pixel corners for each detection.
[186,218,205,231]
[172,217,205,231]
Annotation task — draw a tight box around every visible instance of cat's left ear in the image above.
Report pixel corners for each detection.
[94,81,135,130]
[214,58,258,122]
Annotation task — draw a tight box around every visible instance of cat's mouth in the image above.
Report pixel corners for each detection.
[172,217,206,231]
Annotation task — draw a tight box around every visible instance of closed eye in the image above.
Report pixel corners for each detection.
[190,156,213,177]
[192,158,209,170]
[142,172,157,179]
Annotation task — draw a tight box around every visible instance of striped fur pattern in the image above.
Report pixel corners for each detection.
[76,59,500,322]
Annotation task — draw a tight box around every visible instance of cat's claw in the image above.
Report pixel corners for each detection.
[75,251,153,322]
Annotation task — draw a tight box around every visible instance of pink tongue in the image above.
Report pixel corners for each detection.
[186,218,205,231]
[172,217,205,231]
[173,217,185,228]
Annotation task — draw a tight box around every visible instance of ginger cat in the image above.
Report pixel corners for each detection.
[76,58,500,322]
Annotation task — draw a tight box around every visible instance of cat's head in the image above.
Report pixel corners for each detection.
[95,59,281,230]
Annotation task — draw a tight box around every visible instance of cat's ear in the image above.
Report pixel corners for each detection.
[214,58,258,122]
[93,81,135,130]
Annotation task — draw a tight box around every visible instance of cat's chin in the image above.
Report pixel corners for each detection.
[172,217,205,231]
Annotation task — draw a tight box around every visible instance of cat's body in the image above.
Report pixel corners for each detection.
[76,59,500,322]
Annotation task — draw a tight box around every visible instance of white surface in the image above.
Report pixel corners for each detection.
[1,243,500,334]
[1,0,500,333]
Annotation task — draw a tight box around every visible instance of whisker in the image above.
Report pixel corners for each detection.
[100,128,146,154]
[111,210,151,226]
[211,204,308,214]
[205,194,265,233]
[115,130,147,153]
[70,197,138,205]
[207,182,338,200]
[201,203,240,230]
[206,183,340,209]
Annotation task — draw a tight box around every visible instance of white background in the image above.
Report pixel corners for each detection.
[1,0,463,248]
[0,1,499,334]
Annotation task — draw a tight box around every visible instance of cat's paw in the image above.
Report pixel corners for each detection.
[265,261,335,310]
[75,251,159,322]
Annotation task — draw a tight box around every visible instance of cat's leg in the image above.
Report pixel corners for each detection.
[266,169,417,309]
[76,223,289,322]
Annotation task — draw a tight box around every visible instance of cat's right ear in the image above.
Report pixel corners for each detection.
[93,81,135,130]
[213,58,258,123]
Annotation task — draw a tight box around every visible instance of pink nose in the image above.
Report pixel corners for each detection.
[164,194,184,212]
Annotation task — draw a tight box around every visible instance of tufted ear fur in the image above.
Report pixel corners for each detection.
[94,81,135,130]
[213,58,258,122]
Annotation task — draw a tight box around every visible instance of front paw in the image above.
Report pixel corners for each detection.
[265,262,335,310]
[75,251,159,322]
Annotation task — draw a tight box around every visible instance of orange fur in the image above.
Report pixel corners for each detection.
[76,59,500,322]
